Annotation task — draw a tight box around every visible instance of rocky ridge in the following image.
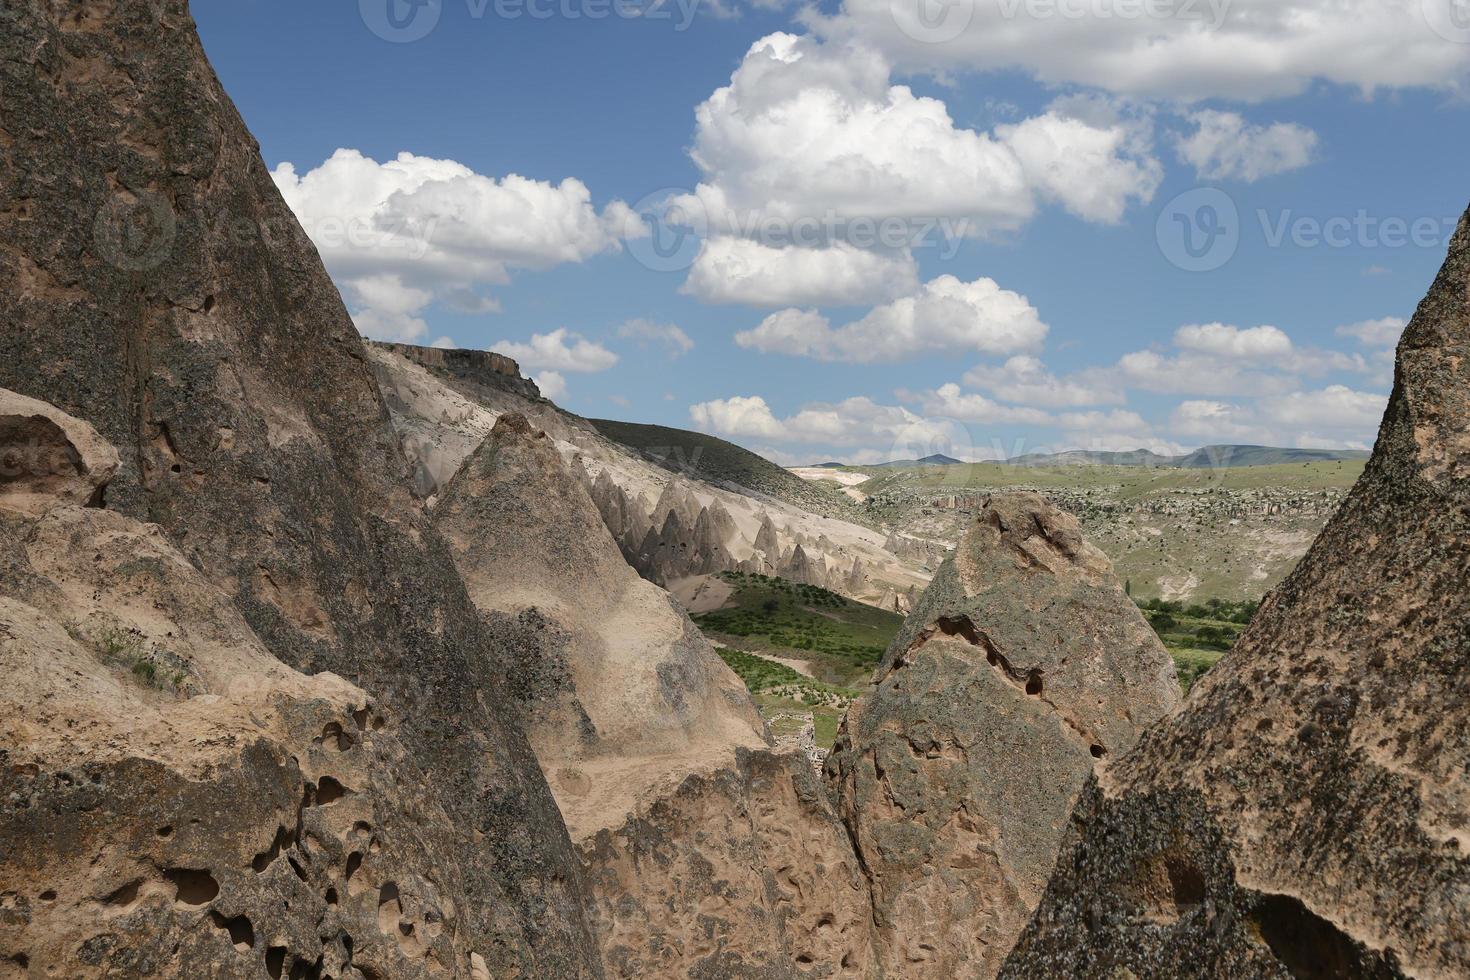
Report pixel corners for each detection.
[1000,208,1470,978]
[0,1,600,973]
[432,412,769,842]
[370,341,930,607]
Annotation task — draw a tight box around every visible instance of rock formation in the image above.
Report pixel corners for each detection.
[826,494,1182,978]
[0,2,599,974]
[432,413,769,840]
[0,389,119,515]
[1001,210,1470,978]
[755,512,781,559]
[578,751,878,979]
[0,396,525,979]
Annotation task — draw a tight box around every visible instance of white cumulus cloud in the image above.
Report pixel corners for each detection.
[1174,111,1319,182]
[271,149,634,343]
[670,33,1161,304]
[963,355,1124,407]
[683,237,918,307]
[493,329,619,373]
[615,319,695,356]
[689,394,978,459]
[809,0,1470,102]
[1169,385,1388,447]
[1336,316,1407,347]
[735,275,1048,363]
[535,371,569,401]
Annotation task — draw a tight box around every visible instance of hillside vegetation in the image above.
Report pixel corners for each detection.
[696,572,905,748]
[852,460,1364,601]
[590,418,866,520]
[697,571,1247,746]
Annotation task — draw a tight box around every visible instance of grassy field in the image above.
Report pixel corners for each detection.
[694,571,903,687]
[1134,597,1254,692]
[855,459,1365,498]
[715,647,858,749]
[699,573,905,749]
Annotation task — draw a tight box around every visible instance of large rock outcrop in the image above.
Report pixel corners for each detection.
[0,399,514,979]
[826,494,1182,978]
[579,750,879,979]
[1000,214,1470,979]
[0,2,600,974]
[433,413,769,841]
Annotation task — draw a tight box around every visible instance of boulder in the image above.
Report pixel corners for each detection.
[826,493,1181,978]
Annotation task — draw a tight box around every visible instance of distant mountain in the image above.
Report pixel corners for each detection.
[871,453,966,469]
[1007,444,1368,469]
[1006,449,1176,468]
[1170,445,1371,468]
[807,462,848,469]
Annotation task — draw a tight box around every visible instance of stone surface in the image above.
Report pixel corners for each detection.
[0,495,466,979]
[0,388,119,516]
[1001,209,1470,979]
[434,413,769,841]
[0,2,600,974]
[579,750,878,979]
[369,342,936,606]
[826,493,1181,979]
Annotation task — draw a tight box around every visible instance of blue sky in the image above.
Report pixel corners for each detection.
[196,0,1470,464]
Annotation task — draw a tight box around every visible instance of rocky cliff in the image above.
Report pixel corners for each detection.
[433,412,769,841]
[0,1,600,974]
[826,494,1181,978]
[370,342,932,605]
[1000,210,1470,978]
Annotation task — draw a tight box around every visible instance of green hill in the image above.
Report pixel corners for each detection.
[589,418,864,519]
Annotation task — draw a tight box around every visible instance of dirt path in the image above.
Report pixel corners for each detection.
[750,651,816,679]
[670,574,735,614]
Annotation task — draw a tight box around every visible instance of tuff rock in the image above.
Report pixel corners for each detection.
[826,493,1182,978]
[0,1,601,974]
[1000,207,1470,979]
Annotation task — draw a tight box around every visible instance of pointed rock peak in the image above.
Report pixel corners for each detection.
[1002,205,1470,980]
[492,411,537,439]
[968,493,1110,580]
[830,489,1179,979]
